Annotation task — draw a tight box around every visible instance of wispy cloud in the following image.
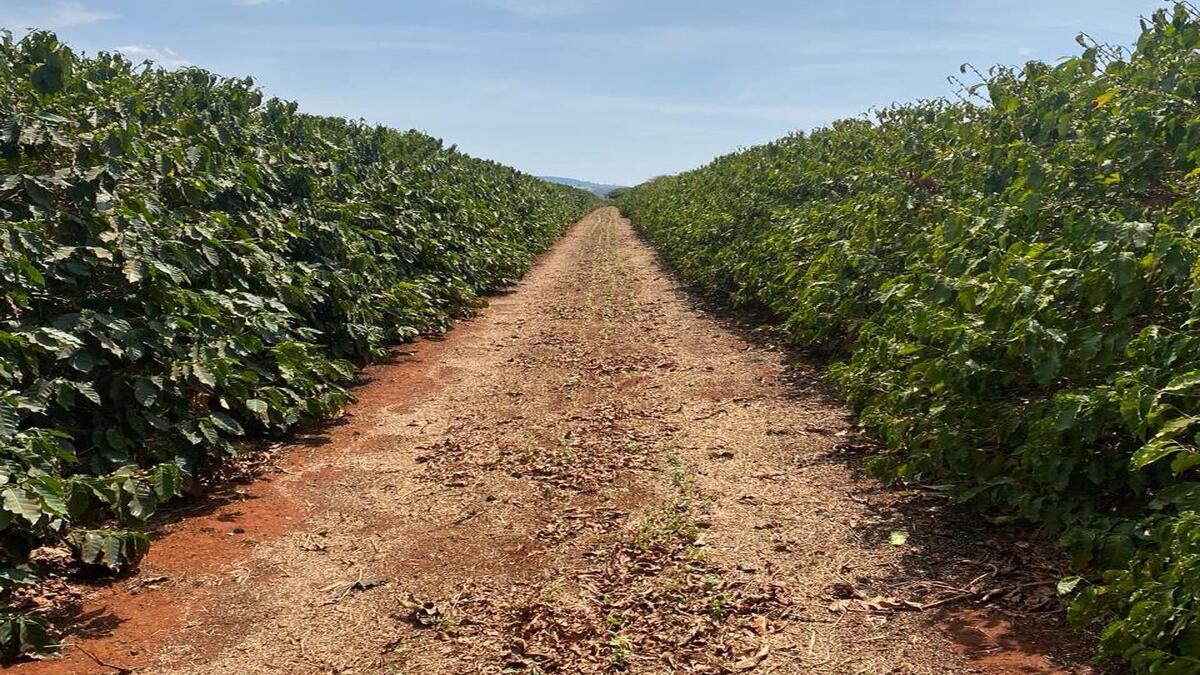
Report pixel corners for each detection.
[0,1,116,30]
[116,44,191,68]
[476,0,596,19]
[225,24,478,55]
[45,0,112,26]
[575,95,862,124]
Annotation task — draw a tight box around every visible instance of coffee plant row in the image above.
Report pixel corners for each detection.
[619,6,1200,673]
[0,31,596,659]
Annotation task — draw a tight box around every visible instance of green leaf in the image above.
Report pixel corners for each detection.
[0,403,17,443]
[15,258,44,286]
[71,351,98,373]
[0,612,56,659]
[18,379,55,413]
[209,412,244,436]
[1161,372,1200,395]
[71,530,103,565]
[0,569,39,587]
[889,530,909,546]
[245,398,269,422]
[73,382,101,406]
[123,479,156,521]
[193,363,217,387]
[1033,352,1061,387]
[25,476,68,517]
[30,53,67,94]
[134,378,159,407]
[2,488,44,525]
[1054,399,1084,432]
[1154,416,1197,440]
[68,529,149,571]
[1171,451,1200,475]
[104,427,130,454]
[31,328,84,358]
[1154,483,1200,511]
[1131,440,1185,470]
[150,463,182,500]
[177,421,204,445]
[1057,576,1083,596]
[122,259,145,283]
[64,481,91,519]
[21,177,54,209]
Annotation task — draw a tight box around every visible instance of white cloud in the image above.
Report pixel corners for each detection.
[116,44,191,68]
[476,0,595,19]
[0,1,116,30]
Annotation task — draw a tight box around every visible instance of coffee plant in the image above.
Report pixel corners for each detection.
[0,30,595,659]
[619,5,1200,672]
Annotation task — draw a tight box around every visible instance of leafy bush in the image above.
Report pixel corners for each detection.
[0,30,595,658]
[618,6,1200,671]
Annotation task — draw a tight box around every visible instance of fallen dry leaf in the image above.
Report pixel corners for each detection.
[733,643,770,670]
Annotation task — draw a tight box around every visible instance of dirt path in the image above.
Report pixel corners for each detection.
[19,208,1103,674]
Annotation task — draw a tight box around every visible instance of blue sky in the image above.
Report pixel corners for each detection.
[0,0,1167,185]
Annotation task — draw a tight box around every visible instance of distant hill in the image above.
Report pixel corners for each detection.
[539,176,626,198]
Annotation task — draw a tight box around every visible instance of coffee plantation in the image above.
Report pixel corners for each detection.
[618,6,1200,672]
[0,30,595,658]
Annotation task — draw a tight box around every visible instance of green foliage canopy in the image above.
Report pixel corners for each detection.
[618,6,1200,672]
[0,30,595,659]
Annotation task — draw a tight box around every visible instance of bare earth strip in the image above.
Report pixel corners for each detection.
[17,208,1104,674]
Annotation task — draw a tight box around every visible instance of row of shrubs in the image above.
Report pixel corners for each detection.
[0,31,596,658]
[617,6,1200,672]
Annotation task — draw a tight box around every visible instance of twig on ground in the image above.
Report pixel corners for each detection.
[917,580,1055,611]
[74,644,133,674]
